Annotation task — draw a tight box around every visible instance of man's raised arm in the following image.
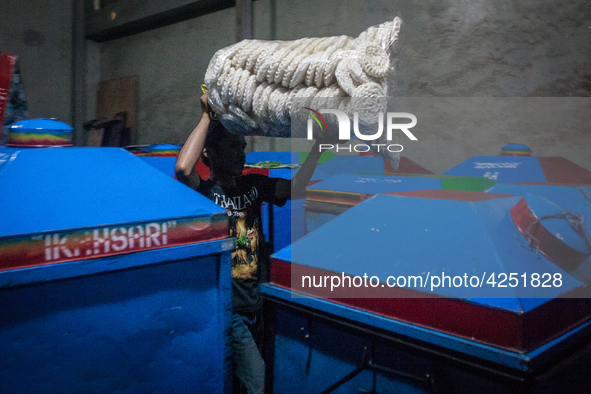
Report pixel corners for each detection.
[175,93,210,191]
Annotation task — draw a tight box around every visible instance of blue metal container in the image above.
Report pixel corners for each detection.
[263,287,591,393]
[0,147,232,393]
[263,190,591,393]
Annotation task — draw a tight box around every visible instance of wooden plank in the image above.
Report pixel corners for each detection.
[96,75,138,145]
[86,128,105,147]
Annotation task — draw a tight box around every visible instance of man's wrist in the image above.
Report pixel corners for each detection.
[201,113,210,121]
[308,141,323,156]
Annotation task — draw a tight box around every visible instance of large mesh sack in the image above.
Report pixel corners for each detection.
[204,17,402,165]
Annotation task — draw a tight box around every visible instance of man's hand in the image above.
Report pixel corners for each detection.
[175,92,212,191]
[200,93,210,118]
[313,130,341,148]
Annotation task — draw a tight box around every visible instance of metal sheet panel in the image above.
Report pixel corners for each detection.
[262,285,591,372]
[0,241,233,393]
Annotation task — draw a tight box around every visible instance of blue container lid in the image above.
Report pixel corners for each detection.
[8,118,73,132]
[0,147,224,236]
[6,119,74,147]
[144,144,181,152]
[501,143,531,152]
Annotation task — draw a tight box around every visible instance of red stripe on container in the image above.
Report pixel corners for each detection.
[538,157,591,185]
[383,190,514,202]
[510,197,587,271]
[384,157,433,175]
[270,258,590,352]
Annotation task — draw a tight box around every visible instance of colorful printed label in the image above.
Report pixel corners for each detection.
[6,132,72,146]
[0,214,229,271]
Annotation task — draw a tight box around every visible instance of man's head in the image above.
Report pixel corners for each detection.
[202,120,246,177]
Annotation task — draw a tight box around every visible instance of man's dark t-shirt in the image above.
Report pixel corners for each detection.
[198,174,286,313]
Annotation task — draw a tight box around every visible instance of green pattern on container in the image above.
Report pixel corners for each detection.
[300,151,336,165]
[441,177,497,192]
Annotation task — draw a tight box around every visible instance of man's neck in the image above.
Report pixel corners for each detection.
[209,170,238,189]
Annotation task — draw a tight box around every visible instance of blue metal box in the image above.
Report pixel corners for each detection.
[0,147,233,393]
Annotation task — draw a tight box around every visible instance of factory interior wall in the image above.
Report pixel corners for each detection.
[93,6,238,147]
[256,0,591,172]
[1,1,589,173]
[0,0,73,124]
